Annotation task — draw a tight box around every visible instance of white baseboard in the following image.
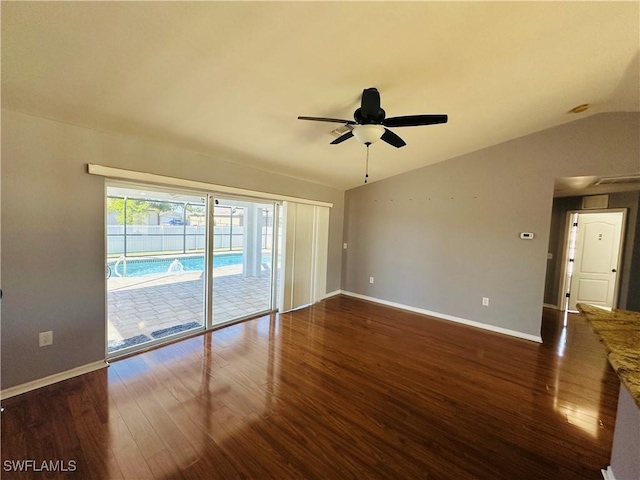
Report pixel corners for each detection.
[339,290,543,343]
[324,290,342,299]
[1,360,108,400]
[601,466,617,480]
[543,303,560,310]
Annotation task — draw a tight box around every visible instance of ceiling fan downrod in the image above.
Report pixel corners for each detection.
[364,144,370,184]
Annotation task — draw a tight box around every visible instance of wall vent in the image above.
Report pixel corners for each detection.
[594,174,640,186]
[582,194,609,209]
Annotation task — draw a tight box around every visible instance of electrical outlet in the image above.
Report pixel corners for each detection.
[482,297,490,307]
[369,277,375,284]
[39,331,53,347]
[343,243,348,250]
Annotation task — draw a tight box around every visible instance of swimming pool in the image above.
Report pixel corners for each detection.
[108,253,271,278]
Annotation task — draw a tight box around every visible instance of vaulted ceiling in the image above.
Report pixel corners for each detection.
[2,2,638,190]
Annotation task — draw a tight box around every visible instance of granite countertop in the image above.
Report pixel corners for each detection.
[577,303,640,409]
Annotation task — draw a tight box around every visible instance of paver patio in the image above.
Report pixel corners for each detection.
[107,264,274,353]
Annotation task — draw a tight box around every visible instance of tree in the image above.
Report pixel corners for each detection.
[107,197,174,225]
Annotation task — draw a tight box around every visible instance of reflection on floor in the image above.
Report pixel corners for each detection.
[1,298,620,479]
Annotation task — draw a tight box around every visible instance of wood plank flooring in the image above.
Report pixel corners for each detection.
[1,295,620,479]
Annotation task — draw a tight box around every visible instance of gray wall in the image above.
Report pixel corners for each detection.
[343,112,639,339]
[544,191,640,309]
[609,192,636,308]
[628,203,640,312]
[1,109,345,389]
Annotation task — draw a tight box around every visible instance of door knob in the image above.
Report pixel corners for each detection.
[611,269,617,273]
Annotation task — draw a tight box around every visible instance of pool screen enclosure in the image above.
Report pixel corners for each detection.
[105,184,279,357]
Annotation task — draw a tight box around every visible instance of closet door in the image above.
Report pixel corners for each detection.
[280,202,330,312]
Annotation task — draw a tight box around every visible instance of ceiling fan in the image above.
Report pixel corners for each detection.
[298,87,448,148]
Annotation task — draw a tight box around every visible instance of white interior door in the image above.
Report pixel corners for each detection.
[568,212,624,310]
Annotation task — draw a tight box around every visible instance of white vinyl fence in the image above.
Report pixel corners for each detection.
[107,225,273,256]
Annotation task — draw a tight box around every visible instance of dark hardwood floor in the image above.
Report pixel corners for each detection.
[1,295,620,479]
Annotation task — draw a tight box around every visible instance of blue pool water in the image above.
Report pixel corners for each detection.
[108,253,270,278]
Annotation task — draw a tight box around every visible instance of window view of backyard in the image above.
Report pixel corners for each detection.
[106,186,277,356]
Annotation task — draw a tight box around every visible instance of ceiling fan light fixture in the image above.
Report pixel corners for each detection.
[298,88,448,149]
[353,125,385,145]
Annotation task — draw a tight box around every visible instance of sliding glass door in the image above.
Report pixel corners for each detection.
[211,198,277,326]
[106,185,207,356]
[106,185,280,357]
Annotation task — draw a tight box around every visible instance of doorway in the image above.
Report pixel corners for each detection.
[101,172,333,357]
[560,210,626,311]
[105,183,285,357]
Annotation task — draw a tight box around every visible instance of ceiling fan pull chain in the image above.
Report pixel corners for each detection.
[364,145,370,184]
